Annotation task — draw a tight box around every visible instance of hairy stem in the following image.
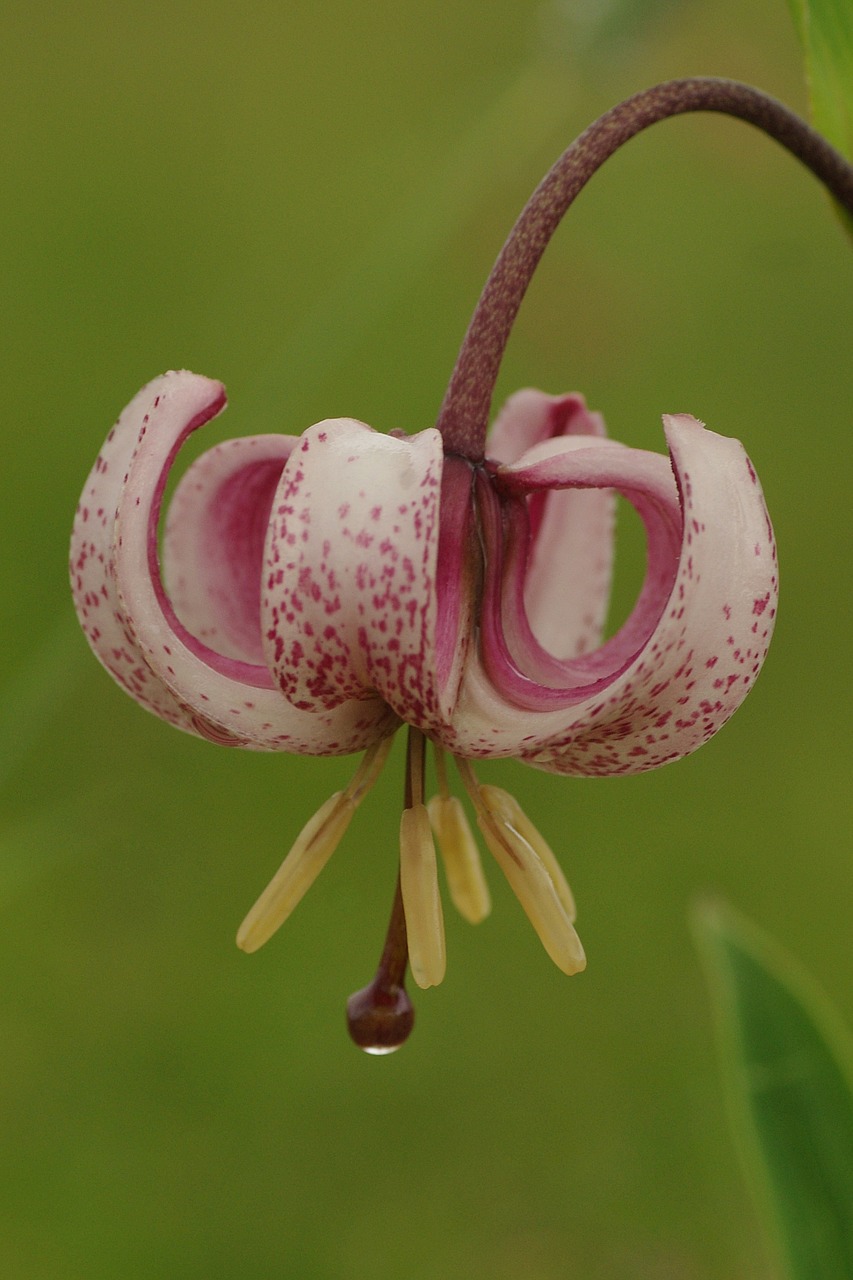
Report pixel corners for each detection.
[436,77,853,460]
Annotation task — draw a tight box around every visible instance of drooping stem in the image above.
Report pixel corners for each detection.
[436,77,853,461]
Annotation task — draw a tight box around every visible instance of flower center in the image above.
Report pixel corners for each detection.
[345,729,585,1052]
[236,722,585,1051]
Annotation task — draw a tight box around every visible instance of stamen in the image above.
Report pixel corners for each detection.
[427,794,491,924]
[400,803,447,989]
[481,786,576,923]
[236,735,394,954]
[429,744,490,924]
[345,734,396,803]
[456,759,585,976]
[395,729,446,989]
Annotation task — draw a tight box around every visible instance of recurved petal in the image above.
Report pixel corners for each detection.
[71,374,219,737]
[488,389,613,659]
[71,372,395,753]
[484,437,682,708]
[163,434,296,664]
[263,419,451,731]
[488,387,605,462]
[526,415,778,775]
[442,415,776,773]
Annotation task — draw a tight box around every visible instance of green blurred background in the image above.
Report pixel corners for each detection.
[1,0,850,1276]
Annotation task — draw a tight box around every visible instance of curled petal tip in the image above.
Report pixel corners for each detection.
[72,376,397,756]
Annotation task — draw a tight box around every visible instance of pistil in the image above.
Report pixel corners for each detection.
[347,728,444,1052]
[346,873,415,1055]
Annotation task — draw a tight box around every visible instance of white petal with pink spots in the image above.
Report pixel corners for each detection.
[71,373,396,754]
[262,419,449,730]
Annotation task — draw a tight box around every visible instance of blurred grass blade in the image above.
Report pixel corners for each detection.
[694,902,853,1279]
[785,0,853,235]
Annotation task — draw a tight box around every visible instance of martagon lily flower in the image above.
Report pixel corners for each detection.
[70,79,853,1050]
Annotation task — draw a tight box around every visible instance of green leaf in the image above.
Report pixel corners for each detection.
[694,902,853,1279]
[785,0,853,236]
[786,0,853,157]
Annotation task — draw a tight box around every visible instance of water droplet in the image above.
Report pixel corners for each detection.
[346,979,415,1054]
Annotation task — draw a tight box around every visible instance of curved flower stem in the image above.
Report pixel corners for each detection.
[436,77,853,461]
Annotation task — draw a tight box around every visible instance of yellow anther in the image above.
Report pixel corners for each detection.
[400,803,447,989]
[427,794,491,924]
[236,792,356,953]
[479,786,576,922]
[455,760,585,977]
[236,735,394,954]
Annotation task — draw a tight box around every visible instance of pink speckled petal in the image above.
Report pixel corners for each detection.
[433,457,479,711]
[478,438,681,709]
[263,419,451,732]
[71,374,220,736]
[524,416,778,774]
[488,389,614,659]
[163,435,296,663]
[71,372,395,753]
[439,415,777,772]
